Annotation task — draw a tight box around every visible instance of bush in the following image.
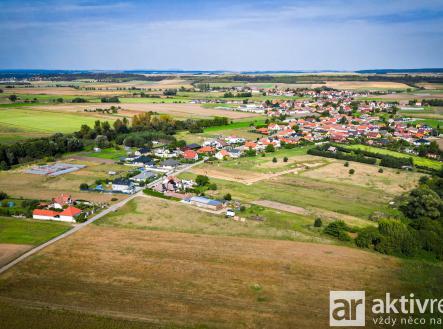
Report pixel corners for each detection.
[400,186,442,220]
[355,227,381,248]
[0,191,8,201]
[79,183,89,190]
[272,157,277,163]
[283,157,288,162]
[223,193,232,201]
[344,161,349,167]
[338,230,352,241]
[349,169,355,175]
[314,218,322,227]
[377,219,418,256]
[324,220,350,238]
[207,183,217,191]
[195,175,209,186]
[265,144,275,153]
[378,168,384,173]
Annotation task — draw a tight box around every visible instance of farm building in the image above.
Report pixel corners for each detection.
[188,196,223,211]
[33,206,82,223]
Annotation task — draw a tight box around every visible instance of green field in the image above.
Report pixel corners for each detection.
[0,217,70,245]
[202,118,266,133]
[83,147,129,160]
[0,94,101,104]
[0,108,113,143]
[411,118,443,128]
[344,144,443,171]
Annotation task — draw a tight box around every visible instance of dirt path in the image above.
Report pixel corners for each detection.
[252,200,309,215]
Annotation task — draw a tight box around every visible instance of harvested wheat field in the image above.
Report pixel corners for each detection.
[0,244,32,267]
[28,102,256,119]
[5,87,130,96]
[0,225,404,328]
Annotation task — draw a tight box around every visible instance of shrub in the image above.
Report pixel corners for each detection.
[344,161,349,167]
[207,183,217,190]
[283,157,288,162]
[378,168,384,173]
[324,220,350,238]
[314,218,323,227]
[272,157,277,163]
[349,169,355,175]
[223,193,232,201]
[195,175,209,186]
[355,227,381,248]
[265,144,275,153]
[400,186,442,220]
[338,230,352,241]
[377,219,418,256]
[79,183,89,190]
[0,191,8,201]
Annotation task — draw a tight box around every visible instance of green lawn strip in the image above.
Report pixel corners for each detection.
[0,217,70,245]
[82,148,128,160]
[203,119,267,133]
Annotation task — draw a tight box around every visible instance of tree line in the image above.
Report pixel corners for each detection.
[0,114,230,170]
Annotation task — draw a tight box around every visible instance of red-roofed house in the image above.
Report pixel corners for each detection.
[51,193,75,209]
[33,206,82,223]
[244,141,257,150]
[197,146,215,154]
[215,149,230,160]
[60,206,82,222]
[183,150,198,161]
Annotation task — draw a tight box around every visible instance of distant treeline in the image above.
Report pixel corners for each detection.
[0,72,176,82]
[188,74,443,85]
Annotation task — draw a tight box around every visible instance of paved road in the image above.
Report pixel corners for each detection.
[0,160,205,275]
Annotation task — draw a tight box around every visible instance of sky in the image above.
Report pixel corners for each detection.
[0,0,442,71]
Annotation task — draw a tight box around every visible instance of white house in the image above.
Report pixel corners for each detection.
[112,179,135,194]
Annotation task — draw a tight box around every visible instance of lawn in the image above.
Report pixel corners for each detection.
[83,147,129,161]
[0,217,70,245]
[411,118,443,128]
[344,144,443,171]
[202,118,266,133]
